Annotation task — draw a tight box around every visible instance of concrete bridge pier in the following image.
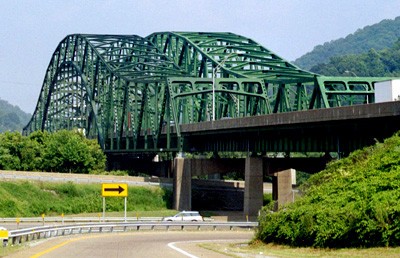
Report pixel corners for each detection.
[173,157,191,211]
[172,156,295,215]
[271,169,295,210]
[243,157,264,217]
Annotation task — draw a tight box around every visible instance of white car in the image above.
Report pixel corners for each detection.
[162,211,203,222]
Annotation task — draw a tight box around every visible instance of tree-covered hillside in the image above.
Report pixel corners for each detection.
[310,40,400,77]
[257,131,400,248]
[0,98,31,133]
[294,16,400,70]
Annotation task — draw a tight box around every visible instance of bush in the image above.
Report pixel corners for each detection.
[257,131,400,248]
[89,170,129,176]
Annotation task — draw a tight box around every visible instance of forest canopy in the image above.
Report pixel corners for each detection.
[310,40,400,77]
[294,16,400,70]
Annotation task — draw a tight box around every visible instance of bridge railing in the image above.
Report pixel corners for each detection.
[6,221,258,246]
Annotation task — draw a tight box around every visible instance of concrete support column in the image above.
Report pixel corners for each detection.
[173,157,191,211]
[273,169,294,209]
[244,157,263,217]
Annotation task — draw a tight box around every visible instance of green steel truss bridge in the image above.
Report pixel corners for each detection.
[23,32,391,154]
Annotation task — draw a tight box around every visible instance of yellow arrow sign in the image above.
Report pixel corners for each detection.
[101,183,128,197]
[0,229,8,239]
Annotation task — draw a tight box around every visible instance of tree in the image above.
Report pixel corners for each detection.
[42,130,106,173]
[0,132,23,170]
[0,130,106,173]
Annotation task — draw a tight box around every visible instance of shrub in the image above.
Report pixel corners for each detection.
[257,131,400,248]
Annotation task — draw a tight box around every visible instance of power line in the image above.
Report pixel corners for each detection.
[0,80,38,86]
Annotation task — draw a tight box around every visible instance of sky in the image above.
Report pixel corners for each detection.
[0,0,399,114]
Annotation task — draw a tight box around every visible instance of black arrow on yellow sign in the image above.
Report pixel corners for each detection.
[104,185,125,194]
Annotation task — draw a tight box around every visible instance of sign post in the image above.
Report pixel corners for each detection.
[124,196,127,222]
[103,197,105,222]
[101,183,128,221]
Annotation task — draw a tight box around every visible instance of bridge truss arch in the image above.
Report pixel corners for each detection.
[23,32,389,153]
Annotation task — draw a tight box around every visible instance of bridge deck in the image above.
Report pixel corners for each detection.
[180,101,400,154]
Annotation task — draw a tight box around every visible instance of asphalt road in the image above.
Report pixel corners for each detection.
[6,231,255,258]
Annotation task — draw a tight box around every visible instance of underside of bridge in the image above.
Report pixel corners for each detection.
[22,32,399,216]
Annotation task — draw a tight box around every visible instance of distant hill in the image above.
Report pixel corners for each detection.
[0,98,31,132]
[294,16,400,70]
[309,39,400,77]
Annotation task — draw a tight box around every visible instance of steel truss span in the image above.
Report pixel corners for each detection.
[23,32,390,153]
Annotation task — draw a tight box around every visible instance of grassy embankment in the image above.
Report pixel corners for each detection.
[0,181,173,217]
[200,240,400,258]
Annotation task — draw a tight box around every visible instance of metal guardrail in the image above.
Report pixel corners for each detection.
[0,217,164,223]
[6,221,258,245]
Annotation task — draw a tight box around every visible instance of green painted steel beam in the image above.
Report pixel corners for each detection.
[23,32,397,154]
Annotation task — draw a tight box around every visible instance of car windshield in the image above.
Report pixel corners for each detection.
[174,212,199,217]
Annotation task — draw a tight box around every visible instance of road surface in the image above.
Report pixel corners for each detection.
[6,231,254,258]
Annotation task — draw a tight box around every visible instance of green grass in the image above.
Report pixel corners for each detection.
[69,210,178,218]
[200,240,400,258]
[0,181,172,217]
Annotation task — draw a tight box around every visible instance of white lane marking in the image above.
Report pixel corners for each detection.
[167,239,249,258]
[168,242,199,258]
